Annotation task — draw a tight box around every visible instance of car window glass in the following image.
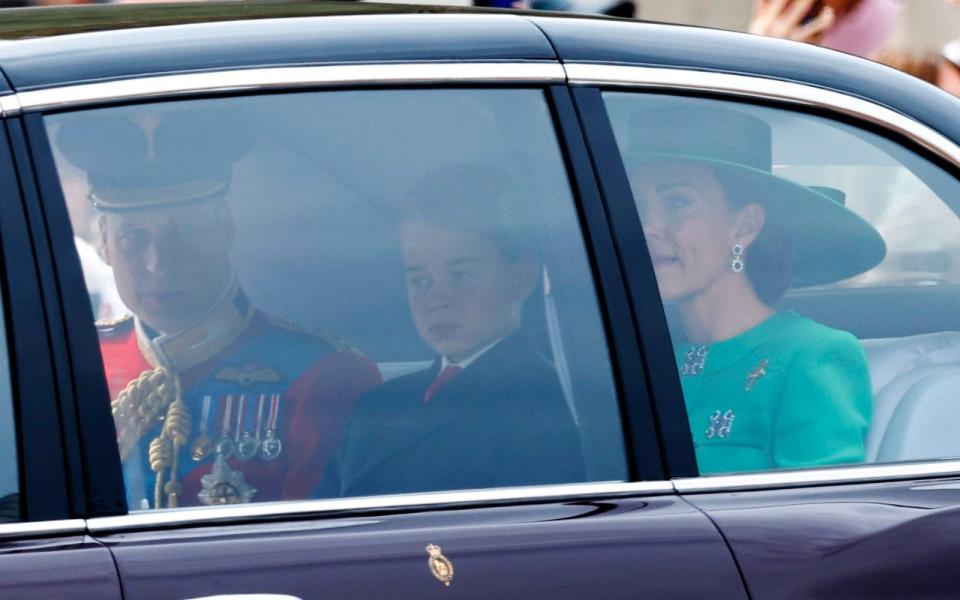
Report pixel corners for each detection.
[46,88,627,510]
[0,287,19,522]
[605,91,960,475]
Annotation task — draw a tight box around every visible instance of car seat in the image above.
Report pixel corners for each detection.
[862,332,960,462]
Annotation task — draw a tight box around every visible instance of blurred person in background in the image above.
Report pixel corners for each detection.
[938,40,960,96]
[937,0,960,96]
[875,47,941,84]
[522,0,634,18]
[749,0,902,59]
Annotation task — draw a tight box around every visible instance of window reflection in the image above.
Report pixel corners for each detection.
[49,89,626,508]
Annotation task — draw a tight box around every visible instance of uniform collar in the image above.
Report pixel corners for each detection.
[135,277,255,372]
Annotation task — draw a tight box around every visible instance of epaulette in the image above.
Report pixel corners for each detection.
[96,314,134,337]
[265,313,360,355]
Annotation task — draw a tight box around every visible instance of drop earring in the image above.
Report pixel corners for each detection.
[731,243,744,273]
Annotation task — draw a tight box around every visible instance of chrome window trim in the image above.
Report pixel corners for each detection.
[675,460,960,493]
[0,519,85,539]
[0,94,20,118]
[9,62,565,114]
[86,480,671,533]
[565,63,960,168]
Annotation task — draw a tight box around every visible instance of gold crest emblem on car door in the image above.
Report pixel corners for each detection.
[426,544,454,587]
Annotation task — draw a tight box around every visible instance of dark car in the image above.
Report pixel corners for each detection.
[2,3,960,598]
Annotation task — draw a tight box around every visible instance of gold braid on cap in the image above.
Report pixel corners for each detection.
[112,367,177,462]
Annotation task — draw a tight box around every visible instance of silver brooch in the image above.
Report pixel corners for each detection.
[705,410,735,439]
[745,359,768,392]
[681,345,709,376]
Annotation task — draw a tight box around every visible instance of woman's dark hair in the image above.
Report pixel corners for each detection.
[715,170,795,305]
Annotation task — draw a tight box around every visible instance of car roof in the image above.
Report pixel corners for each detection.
[1,2,959,145]
[0,11,556,93]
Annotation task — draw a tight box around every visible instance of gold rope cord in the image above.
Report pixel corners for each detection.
[111,366,193,508]
[161,394,191,508]
[111,367,178,462]
[148,435,172,509]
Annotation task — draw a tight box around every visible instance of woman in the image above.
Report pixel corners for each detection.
[626,105,886,474]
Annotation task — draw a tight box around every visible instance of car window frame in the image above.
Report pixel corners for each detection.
[20,63,674,527]
[572,63,960,493]
[0,116,75,523]
[22,112,126,519]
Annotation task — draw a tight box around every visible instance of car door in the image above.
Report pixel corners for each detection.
[23,63,747,599]
[0,112,122,597]
[580,60,960,599]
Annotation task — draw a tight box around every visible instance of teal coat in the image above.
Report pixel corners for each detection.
[675,312,872,475]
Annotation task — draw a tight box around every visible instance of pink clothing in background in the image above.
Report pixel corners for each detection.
[822,0,902,58]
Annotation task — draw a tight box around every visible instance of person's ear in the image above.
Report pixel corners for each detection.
[511,254,541,302]
[733,203,765,249]
[98,215,112,266]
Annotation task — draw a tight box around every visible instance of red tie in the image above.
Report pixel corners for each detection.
[423,365,463,403]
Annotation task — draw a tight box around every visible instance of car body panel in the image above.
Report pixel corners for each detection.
[0,534,121,598]
[99,497,746,599]
[685,478,960,598]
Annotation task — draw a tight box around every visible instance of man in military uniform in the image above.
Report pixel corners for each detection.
[59,109,381,509]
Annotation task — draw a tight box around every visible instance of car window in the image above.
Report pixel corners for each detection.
[0,287,19,522]
[46,88,627,509]
[605,91,960,475]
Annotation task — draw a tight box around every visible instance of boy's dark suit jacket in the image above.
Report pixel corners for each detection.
[318,330,585,497]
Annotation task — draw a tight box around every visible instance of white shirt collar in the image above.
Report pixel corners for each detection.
[440,336,506,371]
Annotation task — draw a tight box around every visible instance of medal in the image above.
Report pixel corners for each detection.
[198,455,257,505]
[234,394,245,445]
[237,393,260,460]
[238,431,259,460]
[259,393,283,461]
[238,394,266,460]
[191,395,214,461]
[215,395,236,459]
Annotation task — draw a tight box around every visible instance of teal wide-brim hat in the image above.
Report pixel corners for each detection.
[624,105,886,287]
